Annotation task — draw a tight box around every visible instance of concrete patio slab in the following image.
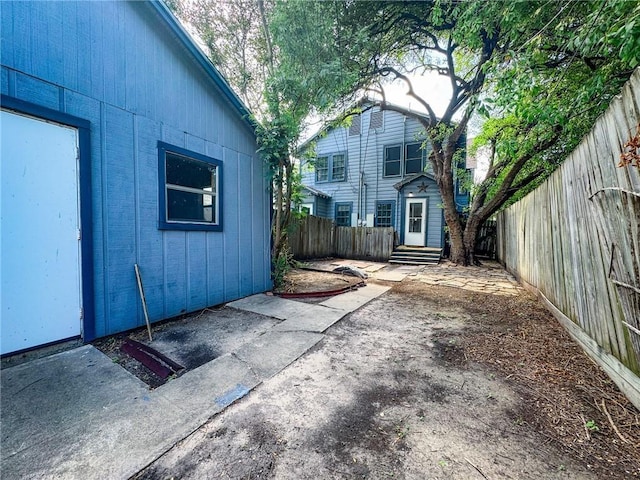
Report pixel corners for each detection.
[234,330,324,379]
[152,353,261,416]
[271,305,346,333]
[140,308,279,370]
[227,294,312,320]
[1,283,391,479]
[1,346,186,480]
[0,345,148,458]
[373,269,411,282]
[319,284,391,311]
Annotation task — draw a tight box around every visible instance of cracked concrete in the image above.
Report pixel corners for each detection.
[0,284,389,480]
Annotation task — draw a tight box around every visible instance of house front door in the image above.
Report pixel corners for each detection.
[404,198,427,246]
[1,110,82,355]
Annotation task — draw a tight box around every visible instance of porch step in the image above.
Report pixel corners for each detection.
[389,246,442,266]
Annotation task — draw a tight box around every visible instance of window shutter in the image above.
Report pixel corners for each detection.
[349,115,361,136]
[369,110,383,130]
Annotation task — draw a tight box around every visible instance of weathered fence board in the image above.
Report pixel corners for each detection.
[497,68,640,409]
[289,215,334,259]
[290,215,395,262]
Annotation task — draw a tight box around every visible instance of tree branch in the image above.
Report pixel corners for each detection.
[377,66,437,126]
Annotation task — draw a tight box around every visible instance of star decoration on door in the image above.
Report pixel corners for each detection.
[417,181,429,192]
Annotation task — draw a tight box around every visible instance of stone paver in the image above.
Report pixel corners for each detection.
[414,260,519,296]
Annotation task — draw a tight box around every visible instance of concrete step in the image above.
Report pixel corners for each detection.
[389,246,442,266]
[388,258,439,266]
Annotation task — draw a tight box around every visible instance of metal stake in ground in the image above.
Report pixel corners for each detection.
[134,263,153,342]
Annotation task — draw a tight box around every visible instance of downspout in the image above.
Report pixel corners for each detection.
[357,124,363,225]
[399,115,407,245]
[362,176,367,225]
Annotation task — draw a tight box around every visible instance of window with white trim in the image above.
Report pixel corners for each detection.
[158,141,222,231]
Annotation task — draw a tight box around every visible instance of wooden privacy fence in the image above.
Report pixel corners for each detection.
[289,215,395,262]
[496,68,640,409]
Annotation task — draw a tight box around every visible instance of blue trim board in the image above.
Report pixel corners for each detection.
[1,94,96,341]
[157,141,224,232]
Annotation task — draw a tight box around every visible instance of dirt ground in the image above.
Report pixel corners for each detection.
[133,269,640,479]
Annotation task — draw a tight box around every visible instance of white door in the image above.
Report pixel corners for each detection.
[1,110,82,355]
[404,198,427,246]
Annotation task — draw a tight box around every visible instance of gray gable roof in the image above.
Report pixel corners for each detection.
[303,185,331,199]
[393,172,437,191]
[298,97,431,153]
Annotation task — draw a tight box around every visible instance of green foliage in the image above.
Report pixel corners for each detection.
[585,419,600,432]
[178,0,638,265]
[271,246,293,290]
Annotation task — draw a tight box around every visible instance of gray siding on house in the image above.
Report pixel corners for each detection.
[1,1,271,340]
[301,107,439,241]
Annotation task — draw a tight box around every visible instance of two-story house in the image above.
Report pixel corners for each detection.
[299,102,469,250]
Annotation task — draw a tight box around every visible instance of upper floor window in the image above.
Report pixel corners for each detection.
[332,154,346,181]
[316,156,329,182]
[158,141,222,231]
[405,143,424,175]
[384,142,426,177]
[315,153,347,183]
[384,145,401,177]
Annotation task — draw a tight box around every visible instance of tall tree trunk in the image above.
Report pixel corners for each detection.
[271,161,284,259]
[433,145,468,265]
[462,214,483,266]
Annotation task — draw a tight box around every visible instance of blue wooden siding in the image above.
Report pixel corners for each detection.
[1,1,270,340]
[398,177,444,247]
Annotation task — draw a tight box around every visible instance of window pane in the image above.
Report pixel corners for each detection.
[336,204,351,226]
[316,156,328,182]
[405,143,423,174]
[166,153,215,191]
[384,146,401,176]
[376,202,392,227]
[332,154,345,181]
[167,189,216,223]
[408,202,422,232]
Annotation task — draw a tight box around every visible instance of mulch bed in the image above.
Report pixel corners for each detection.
[273,268,364,295]
[395,280,640,478]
